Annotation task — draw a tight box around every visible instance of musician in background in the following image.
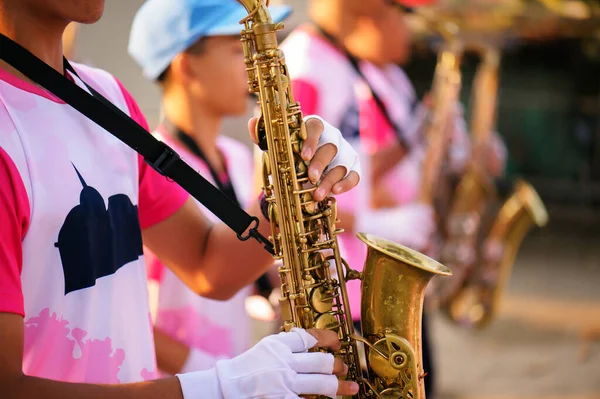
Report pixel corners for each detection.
[281,0,505,395]
[128,0,293,376]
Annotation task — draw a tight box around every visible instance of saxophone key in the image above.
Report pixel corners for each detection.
[307,252,326,279]
[314,313,340,331]
[278,297,293,324]
[295,159,307,176]
[310,286,334,314]
[301,192,319,215]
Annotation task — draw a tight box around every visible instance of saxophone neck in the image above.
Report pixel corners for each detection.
[237,0,274,25]
[237,0,282,53]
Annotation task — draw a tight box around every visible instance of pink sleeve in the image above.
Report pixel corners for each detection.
[0,147,29,317]
[291,79,320,116]
[115,79,189,229]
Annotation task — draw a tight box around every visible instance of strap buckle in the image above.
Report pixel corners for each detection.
[146,143,181,176]
[238,216,275,255]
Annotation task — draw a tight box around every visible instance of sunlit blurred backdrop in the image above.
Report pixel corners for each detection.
[71,1,600,398]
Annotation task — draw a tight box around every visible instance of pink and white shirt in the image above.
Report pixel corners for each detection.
[0,63,189,383]
[281,27,471,320]
[145,131,254,367]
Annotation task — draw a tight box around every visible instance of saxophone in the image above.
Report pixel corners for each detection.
[415,32,464,282]
[440,46,549,327]
[434,45,500,306]
[418,36,463,208]
[236,1,451,398]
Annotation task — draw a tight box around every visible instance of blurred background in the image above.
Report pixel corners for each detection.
[71,1,599,398]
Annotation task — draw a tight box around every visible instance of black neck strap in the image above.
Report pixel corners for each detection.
[162,120,241,208]
[312,23,411,151]
[163,121,274,297]
[0,33,273,255]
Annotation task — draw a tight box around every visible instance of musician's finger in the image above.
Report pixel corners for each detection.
[332,170,360,195]
[313,165,347,202]
[292,374,340,398]
[294,376,361,398]
[248,117,259,144]
[273,328,317,352]
[306,328,342,351]
[309,143,338,185]
[289,352,335,374]
[332,357,349,377]
[301,117,325,161]
[338,380,361,397]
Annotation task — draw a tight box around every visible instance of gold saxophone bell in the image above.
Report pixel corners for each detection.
[444,180,548,328]
[357,233,452,398]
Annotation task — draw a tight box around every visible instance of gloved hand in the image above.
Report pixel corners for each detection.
[180,347,228,374]
[176,328,357,399]
[355,203,436,252]
[249,115,361,202]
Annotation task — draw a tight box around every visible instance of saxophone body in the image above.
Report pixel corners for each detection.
[435,46,500,305]
[236,1,451,397]
[418,37,463,207]
[440,46,549,327]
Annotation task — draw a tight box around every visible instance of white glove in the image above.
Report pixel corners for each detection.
[305,115,362,179]
[180,348,227,374]
[355,204,435,251]
[176,328,340,399]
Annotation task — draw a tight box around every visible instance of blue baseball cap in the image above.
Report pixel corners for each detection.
[129,0,293,80]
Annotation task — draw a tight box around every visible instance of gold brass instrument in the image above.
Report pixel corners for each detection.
[236,1,451,397]
[418,34,463,208]
[435,45,501,306]
[440,46,549,327]
[410,3,556,325]
[415,30,464,283]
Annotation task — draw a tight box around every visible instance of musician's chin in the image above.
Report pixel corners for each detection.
[33,0,106,25]
[67,0,106,24]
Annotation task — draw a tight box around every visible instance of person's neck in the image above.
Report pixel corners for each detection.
[0,2,67,80]
[163,94,224,173]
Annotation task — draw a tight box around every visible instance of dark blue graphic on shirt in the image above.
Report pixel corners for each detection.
[339,99,360,141]
[54,165,143,295]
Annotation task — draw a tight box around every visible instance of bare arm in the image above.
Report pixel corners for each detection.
[153,328,193,376]
[370,143,407,182]
[142,197,273,301]
[0,313,183,399]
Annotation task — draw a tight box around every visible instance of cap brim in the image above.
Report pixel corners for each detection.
[205,5,293,36]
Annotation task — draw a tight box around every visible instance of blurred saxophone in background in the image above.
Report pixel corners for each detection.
[440,45,549,328]
[418,35,464,212]
[236,1,451,397]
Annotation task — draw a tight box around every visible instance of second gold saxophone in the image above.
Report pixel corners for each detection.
[236,1,451,398]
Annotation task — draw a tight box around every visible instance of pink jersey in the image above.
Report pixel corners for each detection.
[145,131,254,365]
[0,63,189,383]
